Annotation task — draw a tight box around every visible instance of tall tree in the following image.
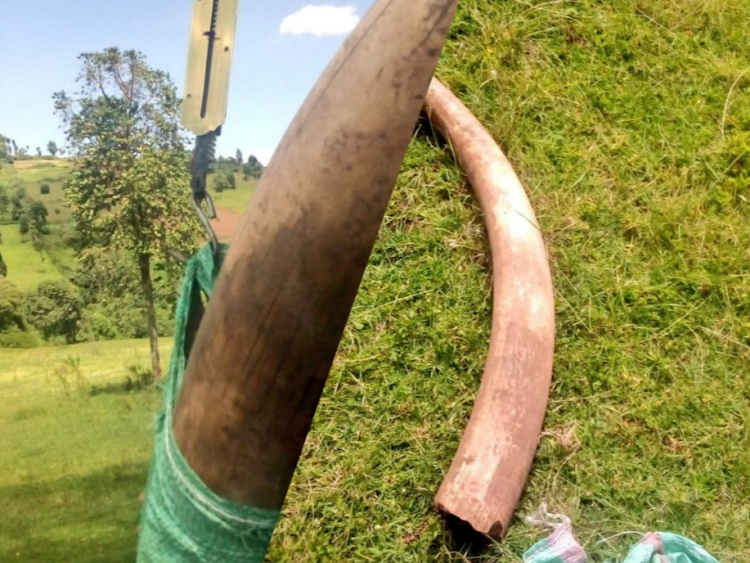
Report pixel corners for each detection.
[25,280,82,343]
[36,147,42,157]
[0,230,6,277]
[0,184,8,216]
[47,141,58,156]
[235,148,243,165]
[53,48,201,378]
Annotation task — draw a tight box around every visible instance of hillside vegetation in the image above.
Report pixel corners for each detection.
[2,0,750,561]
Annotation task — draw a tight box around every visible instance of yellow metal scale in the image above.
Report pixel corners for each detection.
[181,0,240,254]
[182,0,239,136]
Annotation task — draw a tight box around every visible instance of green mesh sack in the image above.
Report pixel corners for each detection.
[620,533,720,563]
[136,244,280,562]
[523,505,720,563]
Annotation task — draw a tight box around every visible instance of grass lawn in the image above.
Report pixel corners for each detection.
[0,225,64,291]
[24,181,70,223]
[2,0,750,562]
[13,159,72,180]
[0,339,172,563]
[270,1,750,561]
[13,160,73,223]
[210,173,258,214]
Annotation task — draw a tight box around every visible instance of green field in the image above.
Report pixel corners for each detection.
[209,173,259,214]
[0,225,64,291]
[13,160,74,223]
[3,0,750,561]
[13,159,73,181]
[23,181,70,223]
[0,339,171,563]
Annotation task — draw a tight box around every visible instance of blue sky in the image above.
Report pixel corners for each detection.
[0,1,376,164]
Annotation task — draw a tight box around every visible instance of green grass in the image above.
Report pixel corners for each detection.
[13,160,73,223]
[0,339,171,563]
[269,1,750,561]
[209,173,259,213]
[24,181,71,223]
[14,159,73,183]
[4,0,750,561]
[0,225,64,291]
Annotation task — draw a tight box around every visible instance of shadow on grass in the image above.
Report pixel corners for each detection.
[88,379,155,397]
[0,462,148,563]
[89,368,156,397]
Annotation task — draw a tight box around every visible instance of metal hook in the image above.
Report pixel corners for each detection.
[191,191,220,257]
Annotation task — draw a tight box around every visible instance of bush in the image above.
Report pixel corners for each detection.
[25,280,82,343]
[73,246,180,342]
[214,174,228,193]
[0,329,41,349]
[40,184,50,195]
[225,172,236,190]
[78,307,120,341]
[0,278,27,332]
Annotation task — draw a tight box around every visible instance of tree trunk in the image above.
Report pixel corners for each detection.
[138,252,162,379]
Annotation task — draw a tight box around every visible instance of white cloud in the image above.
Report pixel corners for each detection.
[280,5,360,37]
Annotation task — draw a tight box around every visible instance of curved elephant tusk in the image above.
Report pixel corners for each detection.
[173,0,459,511]
[424,78,555,540]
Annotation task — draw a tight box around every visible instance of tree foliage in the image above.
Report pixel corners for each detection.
[74,246,179,342]
[47,141,58,156]
[54,48,198,256]
[214,174,229,193]
[25,280,82,343]
[242,156,264,179]
[0,231,6,277]
[0,184,8,216]
[0,278,27,333]
[225,171,236,189]
[53,48,201,376]
[236,148,243,165]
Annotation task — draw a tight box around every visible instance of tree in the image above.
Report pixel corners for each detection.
[225,171,236,190]
[242,156,264,180]
[36,147,42,157]
[27,200,49,233]
[53,48,201,377]
[0,231,6,277]
[0,278,26,332]
[214,174,228,193]
[236,148,243,165]
[11,140,17,155]
[10,187,25,220]
[25,280,82,343]
[40,183,50,195]
[18,216,29,238]
[0,184,8,216]
[47,141,58,156]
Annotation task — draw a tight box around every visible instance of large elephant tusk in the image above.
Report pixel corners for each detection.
[173,0,459,511]
[424,78,555,539]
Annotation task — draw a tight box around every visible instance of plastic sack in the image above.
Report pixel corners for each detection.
[523,505,720,563]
